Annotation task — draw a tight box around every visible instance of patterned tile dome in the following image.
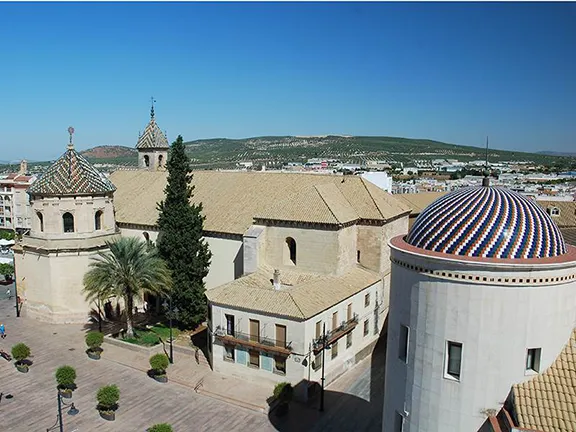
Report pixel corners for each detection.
[406,186,566,259]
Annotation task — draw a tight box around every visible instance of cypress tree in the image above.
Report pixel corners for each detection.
[156,135,211,328]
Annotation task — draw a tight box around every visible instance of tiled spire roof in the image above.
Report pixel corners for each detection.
[136,105,169,150]
[28,145,116,196]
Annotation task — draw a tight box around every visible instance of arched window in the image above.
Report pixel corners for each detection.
[143,155,150,168]
[94,210,103,230]
[143,231,150,242]
[158,154,164,168]
[62,212,75,233]
[285,237,296,265]
[37,212,44,232]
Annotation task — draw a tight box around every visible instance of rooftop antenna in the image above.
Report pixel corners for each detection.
[482,135,490,187]
[150,96,156,120]
[67,126,75,150]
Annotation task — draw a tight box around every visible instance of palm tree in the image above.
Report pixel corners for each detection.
[83,237,172,338]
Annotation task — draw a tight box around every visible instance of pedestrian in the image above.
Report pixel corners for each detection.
[0,322,5,339]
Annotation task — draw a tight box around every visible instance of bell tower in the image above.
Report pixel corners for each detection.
[137,97,170,171]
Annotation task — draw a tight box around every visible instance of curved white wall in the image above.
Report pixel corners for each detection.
[383,237,576,432]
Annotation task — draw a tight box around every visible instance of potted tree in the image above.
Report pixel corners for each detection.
[148,353,170,383]
[273,382,294,417]
[96,384,120,421]
[11,343,31,373]
[85,331,104,360]
[148,424,173,432]
[55,365,77,399]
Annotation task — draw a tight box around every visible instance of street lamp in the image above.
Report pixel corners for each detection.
[46,391,79,432]
[301,322,330,412]
[162,298,179,364]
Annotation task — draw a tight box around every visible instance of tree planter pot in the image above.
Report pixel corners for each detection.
[86,348,102,360]
[15,363,29,373]
[276,402,290,417]
[153,374,168,383]
[99,410,116,421]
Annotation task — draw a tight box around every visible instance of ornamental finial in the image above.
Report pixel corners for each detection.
[482,135,490,187]
[67,126,75,150]
[150,96,156,120]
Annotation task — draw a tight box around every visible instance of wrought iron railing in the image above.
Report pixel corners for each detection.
[313,313,359,352]
[213,326,293,353]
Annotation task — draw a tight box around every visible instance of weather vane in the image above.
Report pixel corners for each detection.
[150,96,156,119]
[68,126,75,147]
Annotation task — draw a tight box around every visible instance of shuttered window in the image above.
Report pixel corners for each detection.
[275,324,286,348]
[250,319,260,343]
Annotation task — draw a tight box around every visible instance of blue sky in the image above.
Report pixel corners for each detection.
[1,2,575,161]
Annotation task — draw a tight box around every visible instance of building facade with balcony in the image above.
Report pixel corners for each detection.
[0,160,36,232]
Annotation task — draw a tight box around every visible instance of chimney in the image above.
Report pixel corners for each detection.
[19,159,27,175]
[273,269,281,290]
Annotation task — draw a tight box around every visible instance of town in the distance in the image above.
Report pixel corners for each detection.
[1,104,575,432]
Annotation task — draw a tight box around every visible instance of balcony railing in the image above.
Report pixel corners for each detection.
[213,327,293,357]
[313,313,359,353]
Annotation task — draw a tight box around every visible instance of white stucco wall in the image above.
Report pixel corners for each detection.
[383,239,576,432]
[119,226,243,289]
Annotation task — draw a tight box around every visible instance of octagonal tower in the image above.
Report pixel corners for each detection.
[13,130,120,323]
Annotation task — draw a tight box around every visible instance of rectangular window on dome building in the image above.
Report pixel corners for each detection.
[445,341,462,381]
[399,325,409,363]
[525,348,541,374]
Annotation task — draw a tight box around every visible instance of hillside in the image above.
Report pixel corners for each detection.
[80,145,137,159]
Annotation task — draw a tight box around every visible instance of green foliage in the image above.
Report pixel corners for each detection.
[96,384,120,408]
[148,424,173,432]
[157,135,212,328]
[123,330,159,347]
[85,331,104,349]
[0,230,15,241]
[273,382,293,402]
[0,263,14,279]
[150,324,181,340]
[149,353,169,372]
[55,365,77,387]
[11,343,30,362]
[83,237,172,338]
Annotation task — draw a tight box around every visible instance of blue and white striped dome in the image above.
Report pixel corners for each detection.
[406,186,566,259]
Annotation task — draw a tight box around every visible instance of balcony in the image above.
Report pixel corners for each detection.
[213,327,293,357]
[313,313,359,353]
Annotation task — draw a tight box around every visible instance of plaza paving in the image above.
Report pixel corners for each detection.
[0,295,386,431]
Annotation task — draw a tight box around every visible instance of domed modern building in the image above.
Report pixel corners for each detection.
[383,184,576,432]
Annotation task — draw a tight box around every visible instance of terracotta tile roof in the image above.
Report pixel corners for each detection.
[512,328,576,432]
[28,146,116,196]
[561,228,576,247]
[536,201,576,227]
[205,264,381,319]
[136,117,169,150]
[394,192,448,215]
[108,170,411,234]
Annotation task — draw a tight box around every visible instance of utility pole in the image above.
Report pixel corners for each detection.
[320,322,326,412]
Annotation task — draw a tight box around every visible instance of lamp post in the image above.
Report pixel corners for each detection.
[162,298,179,364]
[301,323,329,412]
[46,391,79,432]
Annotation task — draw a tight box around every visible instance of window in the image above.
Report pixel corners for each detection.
[357,250,361,262]
[274,356,286,374]
[363,319,369,336]
[526,348,541,373]
[158,154,164,168]
[347,303,352,321]
[346,332,352,349]
[249,319,260,343]
[332,311,338,330]
[547,207,560,216]
[143,155,150,167]
[275,324,286,348]
[94,210,103,230]
[365,293,370,307]
[315,320,322,339]
[37,212,44,232]
[285,237,296,265]
[399,325,410,363]
[62,212,74,233]
[249,350,260,368]
[445,341,463,380]
[225,314,235,336]
[331,340,338,359]
[224,344,235,361]
[394,412,404,432]
[313,353,322,371]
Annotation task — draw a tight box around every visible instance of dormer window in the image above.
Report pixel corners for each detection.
[94,210,103,230]
[546,206,560,216]
[62,212,75,233]
[285,237,297,265]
